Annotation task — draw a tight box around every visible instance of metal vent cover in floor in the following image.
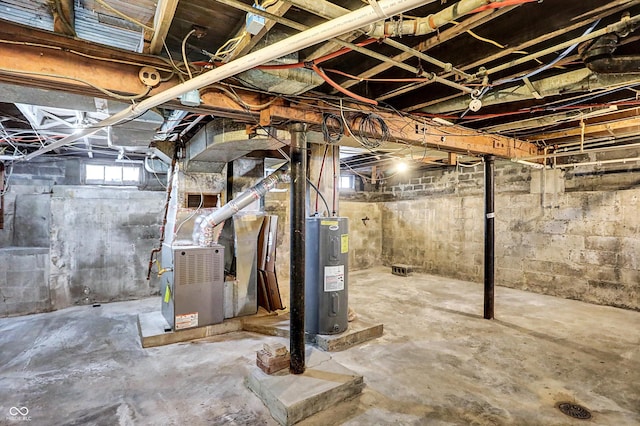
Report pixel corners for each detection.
[558,402,592,420]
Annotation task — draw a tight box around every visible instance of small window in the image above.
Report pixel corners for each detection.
[122,166,141,182]
[104,166,122,183]
[186,194,219,208]
[85,163,141,186]
[85,164,104,181]
[339,175,354,189]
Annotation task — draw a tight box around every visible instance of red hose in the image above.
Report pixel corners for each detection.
[257,38,380,70]
[471,0,537,13]
[311,64,378,105]
[325,68,430,83]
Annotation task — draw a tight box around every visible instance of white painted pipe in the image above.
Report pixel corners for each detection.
[366,0,492,37]
[23,0,431,161]
[554,156,640,169]
[0,154,25,161]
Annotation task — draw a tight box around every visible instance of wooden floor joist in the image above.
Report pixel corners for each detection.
[0,19,541,160]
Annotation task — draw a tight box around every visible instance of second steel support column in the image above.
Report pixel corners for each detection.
[289,123,307,374]
[484,155,495,320]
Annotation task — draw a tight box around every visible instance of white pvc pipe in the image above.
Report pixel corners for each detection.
[0,155,25,161]
[554,156,640,169]
[23,0,430,161]
[367,0,491,37]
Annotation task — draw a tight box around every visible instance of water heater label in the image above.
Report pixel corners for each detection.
[175,312,198,330]
[321,220,339,227]
[324,265,345,292]
[341,234,348,253]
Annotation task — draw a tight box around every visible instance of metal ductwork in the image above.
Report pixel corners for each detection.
[236,31,324,95]
[184,119,287,172]
[580,33,640,74]
[196,162,290,242]
[421,68,640,114]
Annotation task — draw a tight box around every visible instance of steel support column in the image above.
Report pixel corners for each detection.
[484,155,495,320]
[289,122,308,374]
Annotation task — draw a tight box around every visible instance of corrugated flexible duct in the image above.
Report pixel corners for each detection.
[196,162,290,245]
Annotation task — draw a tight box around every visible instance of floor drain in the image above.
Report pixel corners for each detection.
[558,402,592,420]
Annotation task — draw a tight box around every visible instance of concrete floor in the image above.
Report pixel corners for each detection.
[1,267,639,425]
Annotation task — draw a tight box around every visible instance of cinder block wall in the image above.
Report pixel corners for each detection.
[1,158,166,316]
[354,160,640,311]
[49,186,164,310]
[0,247,50,316]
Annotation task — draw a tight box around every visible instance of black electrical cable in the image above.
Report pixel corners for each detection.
[351,112,390,149]
[321,113,344,143]
[307,178,330,216]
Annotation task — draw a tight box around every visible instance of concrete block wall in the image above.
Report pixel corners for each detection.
[0,247,50,315]
[381,196,484,282]
[1,158,166,316]
[49,186,164,310]
[497,189,640,310]
[368,161,640,311]
[339,202,383,270]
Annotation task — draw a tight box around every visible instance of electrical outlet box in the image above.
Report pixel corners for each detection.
[246,5,266,35]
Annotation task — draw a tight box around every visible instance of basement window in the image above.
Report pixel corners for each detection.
[186,193,219,208]
[339,175,354,189]
[85,163,141,186]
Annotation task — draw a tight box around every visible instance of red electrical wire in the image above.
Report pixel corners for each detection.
[312,64,378,105]
[257,38,380,70]
[325,68,430,83]
[471,0,537,13]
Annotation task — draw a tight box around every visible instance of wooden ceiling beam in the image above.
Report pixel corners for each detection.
[265,101,540,159]
[401,1,638,111]
[146,0,180,55]
[0,19,541,160]
[526,116,640,142]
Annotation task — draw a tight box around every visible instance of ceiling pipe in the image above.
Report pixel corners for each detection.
[21,0,431,162]
[514,141,640,161]
[554,156,640,169]
[485,13,640,77]
[580,33,640,74]
[365,0,520,38]
[285,0,471,78]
